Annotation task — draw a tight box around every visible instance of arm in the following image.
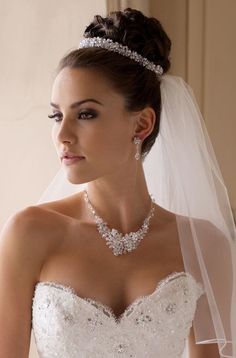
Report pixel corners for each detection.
[0,207,45,358]
[188,326,220,358]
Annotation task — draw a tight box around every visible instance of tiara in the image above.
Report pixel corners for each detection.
[78,37,164,76]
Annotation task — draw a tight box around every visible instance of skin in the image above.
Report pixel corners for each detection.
[0,66,220,357]
[47,68,219,358]
[50,66,156,232]
[47,67,220,357]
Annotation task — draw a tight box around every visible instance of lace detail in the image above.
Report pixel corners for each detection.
[32,271,204,358]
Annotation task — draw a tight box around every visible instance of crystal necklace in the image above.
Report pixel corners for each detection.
[83,190,156,256]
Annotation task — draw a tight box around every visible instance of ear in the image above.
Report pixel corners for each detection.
[133,106,156,141]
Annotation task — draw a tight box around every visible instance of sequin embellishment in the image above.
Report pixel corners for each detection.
[32,271,204,358]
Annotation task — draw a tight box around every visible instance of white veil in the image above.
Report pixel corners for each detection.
[37,74,236,357]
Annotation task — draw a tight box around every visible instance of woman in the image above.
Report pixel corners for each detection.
[0,7,235,358]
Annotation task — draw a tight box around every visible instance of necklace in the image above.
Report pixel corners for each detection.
[83,190,156,256]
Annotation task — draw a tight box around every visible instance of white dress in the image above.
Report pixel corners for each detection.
[31,271,204,358]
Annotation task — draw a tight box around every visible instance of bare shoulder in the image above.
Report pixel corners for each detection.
[0,206,43,255]
[35,191,85,221]
[31,192,86,252]
[0,200,77,274]
[0,206,56,280]
[0,206,54,356]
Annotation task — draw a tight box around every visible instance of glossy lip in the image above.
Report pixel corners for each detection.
[62,157,85,165]
[60,150,85,160]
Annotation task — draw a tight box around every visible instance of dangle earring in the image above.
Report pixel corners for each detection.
[133,136,142,160]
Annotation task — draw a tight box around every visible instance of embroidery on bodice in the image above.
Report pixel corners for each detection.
[32,271,204,357]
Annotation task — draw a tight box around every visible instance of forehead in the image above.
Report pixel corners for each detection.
[52,67,111,96]
[51,67,124,109]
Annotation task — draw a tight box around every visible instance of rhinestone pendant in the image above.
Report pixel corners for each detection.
[84,190,155,256]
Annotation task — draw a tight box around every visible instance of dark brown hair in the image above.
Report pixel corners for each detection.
[55,7,171,158]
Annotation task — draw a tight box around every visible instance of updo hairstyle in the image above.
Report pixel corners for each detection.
[56,8,171,158]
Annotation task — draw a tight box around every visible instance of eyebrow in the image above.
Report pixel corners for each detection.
[50,98,103,109]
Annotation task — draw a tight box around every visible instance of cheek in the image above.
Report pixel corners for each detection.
[51,125,58,149]
[90,129,131,164]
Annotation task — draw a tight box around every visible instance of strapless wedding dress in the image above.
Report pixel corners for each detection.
[31,271,204,357]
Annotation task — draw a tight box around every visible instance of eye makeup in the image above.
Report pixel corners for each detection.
[48,110,98,122]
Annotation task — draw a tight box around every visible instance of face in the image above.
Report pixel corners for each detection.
[49,67,141,184]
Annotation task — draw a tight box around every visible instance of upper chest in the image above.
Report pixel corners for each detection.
[37,201,184,318]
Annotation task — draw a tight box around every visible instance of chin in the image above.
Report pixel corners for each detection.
[67,176,88,185]
[65,171,97,186]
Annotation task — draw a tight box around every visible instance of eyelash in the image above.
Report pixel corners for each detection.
[47,111,96,122]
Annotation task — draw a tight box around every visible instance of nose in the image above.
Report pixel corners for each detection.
[53,117,77,145]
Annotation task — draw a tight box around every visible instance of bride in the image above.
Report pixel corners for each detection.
[0,7,235,358]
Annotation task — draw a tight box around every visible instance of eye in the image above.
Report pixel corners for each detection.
[79,111,97,120]
[47,110,97,122]
[48,113,62,122]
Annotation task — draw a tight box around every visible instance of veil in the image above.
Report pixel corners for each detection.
[36,74,236,357]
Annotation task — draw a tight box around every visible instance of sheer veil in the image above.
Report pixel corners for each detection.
[37,74,236,357]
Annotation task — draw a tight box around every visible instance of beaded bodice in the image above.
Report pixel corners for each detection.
[31,271,204,358]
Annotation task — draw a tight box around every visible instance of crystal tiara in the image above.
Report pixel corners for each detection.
[78,37,164,76]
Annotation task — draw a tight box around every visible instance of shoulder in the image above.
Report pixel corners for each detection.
[0,206,59,355]
[0,207,46,283]
[0,205,68,280]
[36,191,85,219]
[175,213,229,246]
[0,206,44,249]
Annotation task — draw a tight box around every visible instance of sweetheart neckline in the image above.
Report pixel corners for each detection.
[34,271,203,323]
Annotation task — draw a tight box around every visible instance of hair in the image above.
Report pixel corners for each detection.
[55,7,171,158]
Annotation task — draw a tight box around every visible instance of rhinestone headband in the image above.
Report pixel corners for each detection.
[78,37,164,76]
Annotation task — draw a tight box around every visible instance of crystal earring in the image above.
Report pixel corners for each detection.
[133,136,142,160]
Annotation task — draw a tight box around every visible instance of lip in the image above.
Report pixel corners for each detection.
[60,150,85,159]
[62,157,85,165]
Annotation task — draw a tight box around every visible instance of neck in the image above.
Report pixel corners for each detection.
[84,163,154,233]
